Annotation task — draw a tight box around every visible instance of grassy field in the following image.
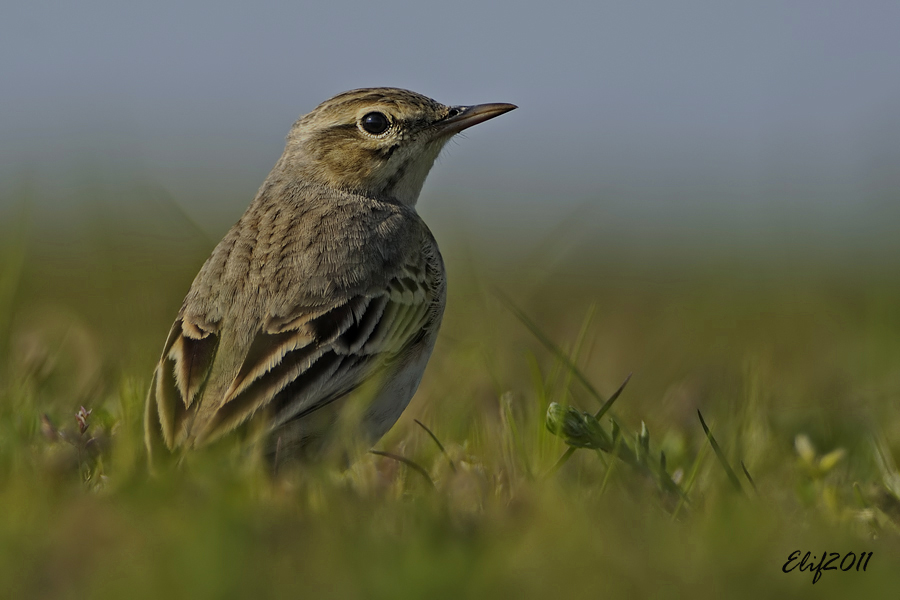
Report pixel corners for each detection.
[2,189,900,599]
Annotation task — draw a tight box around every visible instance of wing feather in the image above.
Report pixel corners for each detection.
[187,271,436,446]
[223,329,316,403]
[335,294,389,354]
[147,223,444,456]
[204,351,347,441]
[151,317,218,447]
[168,326,218,409]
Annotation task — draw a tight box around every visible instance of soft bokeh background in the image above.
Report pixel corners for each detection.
[3,0,900,258]
[3,2,900,598]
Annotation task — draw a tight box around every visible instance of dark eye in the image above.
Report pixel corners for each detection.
[361,112,390,135]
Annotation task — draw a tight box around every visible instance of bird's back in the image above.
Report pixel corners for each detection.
[145,179,445,462]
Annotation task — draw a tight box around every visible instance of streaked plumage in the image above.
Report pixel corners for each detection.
[144,88,515,466]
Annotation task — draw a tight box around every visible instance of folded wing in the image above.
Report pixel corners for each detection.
[146,262,439,452]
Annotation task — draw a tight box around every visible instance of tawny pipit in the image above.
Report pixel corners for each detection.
[145,88,515,466]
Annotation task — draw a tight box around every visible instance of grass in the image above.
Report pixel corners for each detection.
[2,188,900,599]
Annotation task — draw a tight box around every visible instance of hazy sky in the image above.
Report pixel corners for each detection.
[3,1,900,244]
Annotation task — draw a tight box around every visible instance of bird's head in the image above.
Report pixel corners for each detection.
[281,88,516,205]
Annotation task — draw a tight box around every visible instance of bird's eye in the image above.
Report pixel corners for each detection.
[361,112,390,135]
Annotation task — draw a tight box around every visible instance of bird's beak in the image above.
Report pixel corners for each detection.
[432,103,517,137]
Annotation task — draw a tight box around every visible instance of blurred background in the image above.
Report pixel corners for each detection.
[3,0,900,262]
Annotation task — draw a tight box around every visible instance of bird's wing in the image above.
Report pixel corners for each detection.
[147,257,442,451]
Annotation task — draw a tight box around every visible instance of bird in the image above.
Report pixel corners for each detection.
[144,87,516,468]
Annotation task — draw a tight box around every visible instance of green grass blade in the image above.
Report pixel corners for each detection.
[741,460,757,493]
[370,450,435,489]
[414,419,456,473]
[697,410,743,493]
[494,289,609,408]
